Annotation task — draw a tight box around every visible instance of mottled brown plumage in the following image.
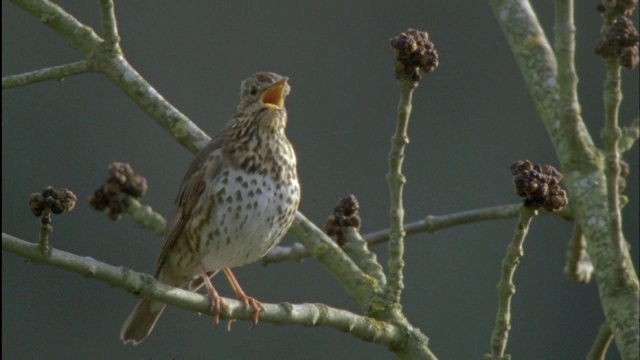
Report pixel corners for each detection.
[121,72,300,344]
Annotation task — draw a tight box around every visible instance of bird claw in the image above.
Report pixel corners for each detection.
[207,293,230,329]
[240,295,265,327]
[222,268,266,327]
[226,318,237,331]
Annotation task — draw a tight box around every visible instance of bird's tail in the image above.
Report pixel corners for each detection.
[120,298,167,345]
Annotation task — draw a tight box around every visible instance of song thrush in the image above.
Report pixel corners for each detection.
[121,72,300,344]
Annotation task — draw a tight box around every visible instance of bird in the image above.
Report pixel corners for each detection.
[120,72,300,344]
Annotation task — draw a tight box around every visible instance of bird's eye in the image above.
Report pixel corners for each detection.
[249,86,258,96]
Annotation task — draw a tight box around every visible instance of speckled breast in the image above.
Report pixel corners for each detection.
[196,168,300,272]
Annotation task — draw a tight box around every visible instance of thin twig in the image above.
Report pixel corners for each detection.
[385,77,416,303]
[99,0,120,46]
[342,227,387,287]
[265,204,571,265]
[38,208,53,255]
[586,322,613,360]
[489,206,536,360]
[2,61,91,89]
[125,198,167,236]
[602,59,626,262]
[288,212,379,305]
[7,0,210,153]
[554,0,586,158]
[9,0,101,55]
[367,204,571,246]
[98,56,210,153]
[564,222,593,284]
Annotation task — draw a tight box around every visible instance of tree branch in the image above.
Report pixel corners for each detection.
[6,0,210,153]
[342,227,387,287]
[288,213,380,305]
[554,1,595,288]
[385,77,416,304]
[124,198,167,236]
[586,322,613,360]
[488,206,536,360]
[489,1,639,358]
[265,203,572,265]
[618,118,639,153]
[2,61,91,89]
[553,0,593,165]
[289,214,435,359]
[1,232,404,347]
[98,0,120,46]
[4,224,438,358]
[564,222,593,284]
[601,60,626,262]
[9,0,101,55]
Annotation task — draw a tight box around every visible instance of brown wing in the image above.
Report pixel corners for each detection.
[154,138,224,277]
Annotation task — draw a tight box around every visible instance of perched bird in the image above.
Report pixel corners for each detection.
[121,72,300,344]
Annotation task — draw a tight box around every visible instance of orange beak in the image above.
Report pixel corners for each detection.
[260,77,288,109]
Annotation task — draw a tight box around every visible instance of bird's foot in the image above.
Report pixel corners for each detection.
[237,293,265,327]
[199,264,230,328]
[207,291,230,328]
[223,268,266,326]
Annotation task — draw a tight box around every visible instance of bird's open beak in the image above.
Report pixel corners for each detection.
[260,77,288,109]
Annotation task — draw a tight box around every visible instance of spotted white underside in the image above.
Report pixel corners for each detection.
[195,168,299,274]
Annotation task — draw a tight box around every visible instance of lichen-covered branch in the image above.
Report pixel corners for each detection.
[4,228,439,358]
[554,0,590,164]
[1,232,401,347]
[385,29,438,306]
[9,0,101,54]
[323,195,386,286]
[564,222,593,284]
[366,204,571,246]
[290,214,435,359]
[385,77,415,303]
[490,0,598,166]
[586,322,613,360]
[289,212,380,305]
[99,55,210,153]
[601,60,626,261]
[342,227,387,287]
[489,1,639,358]
[125,198,166,236]
[98,0,120,46]
[265,203,571,264]
[6,0,210,153]
[488,206,536,360]
[2,61,91,89]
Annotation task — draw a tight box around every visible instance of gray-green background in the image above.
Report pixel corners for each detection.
[2,1,638,359]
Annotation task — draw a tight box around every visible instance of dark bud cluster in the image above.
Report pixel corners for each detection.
[596,3,639,69]
[510,160,568,212]
[89,162,148,220]
[390,29,439,82]
[324,194,361,246]
[597,0,638,17]
[29,186,77,217]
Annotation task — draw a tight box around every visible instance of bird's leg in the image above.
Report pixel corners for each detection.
[223,267,265,326]
[199,264,230,327]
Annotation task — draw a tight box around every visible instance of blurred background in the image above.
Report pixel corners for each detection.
[2,1,638,359]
